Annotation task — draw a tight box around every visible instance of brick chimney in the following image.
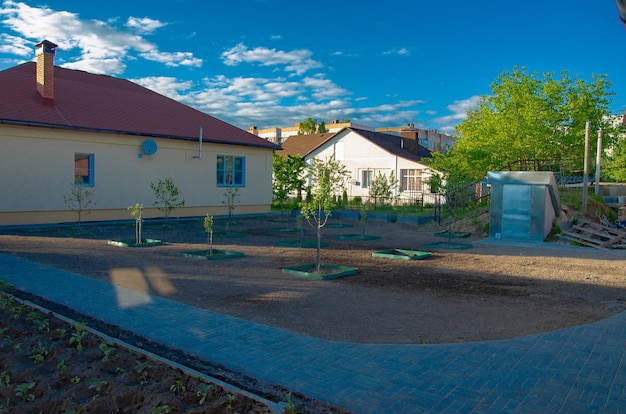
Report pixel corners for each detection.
[400,128,419,155]
[35,40,57,105]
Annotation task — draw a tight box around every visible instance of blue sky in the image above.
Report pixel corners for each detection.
[0,0,624,134]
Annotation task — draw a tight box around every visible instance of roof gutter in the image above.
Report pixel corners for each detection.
[0,118,280,150]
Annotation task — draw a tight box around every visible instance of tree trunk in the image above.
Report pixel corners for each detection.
[316,221,321,272]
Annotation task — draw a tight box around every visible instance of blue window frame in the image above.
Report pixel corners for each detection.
[74,153,94,186]
[216,155,245,186]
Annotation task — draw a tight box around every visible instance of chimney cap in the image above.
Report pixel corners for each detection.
[35,39,58,52]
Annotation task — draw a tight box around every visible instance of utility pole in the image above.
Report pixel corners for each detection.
[582,120,590,211]
[595,129,602,195]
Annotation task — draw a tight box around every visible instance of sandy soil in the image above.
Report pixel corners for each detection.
[1,214,625,345]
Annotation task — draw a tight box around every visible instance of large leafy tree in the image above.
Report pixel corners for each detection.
[605,142,626,181]
[298,117,327,135]
[432,67,617,181]
[272,153,307,217]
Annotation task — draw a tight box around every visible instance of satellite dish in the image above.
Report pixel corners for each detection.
[141,139,158,155]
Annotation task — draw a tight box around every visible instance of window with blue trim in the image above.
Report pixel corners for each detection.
[216,155,245,186]
[74,153,94,186]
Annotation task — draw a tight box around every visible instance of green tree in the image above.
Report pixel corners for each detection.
[222,187,240,231]
[298,117,328,134]
[203,214,214,256]
[368,171,398,208]
[272,153,307,218]
[127,203,143,244]
[301,156,349,272]
[603,121,626,181]
[63,177,96,225]
[433,67,617,181]
[151,178,185,218]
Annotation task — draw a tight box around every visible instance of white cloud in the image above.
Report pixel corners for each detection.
[432,95,481,131]
[140,51,202,67]
[302,75,349,100]
[383,47,411,56]
[125,16,167,34]
[62,58,126,75]
[131,76,194,101]
[0,33,31,56]
[221,43,323,75]
[0,1,201,73]
[0,2,466,133]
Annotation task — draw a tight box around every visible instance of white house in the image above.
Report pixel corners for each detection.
[0,40,279,226]
[279,127,439,205]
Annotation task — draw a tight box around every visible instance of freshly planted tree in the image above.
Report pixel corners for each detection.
[151,178,185,218]
[301,156,349,272]
[359,207,368,237]
[272,153,307,218]
[127,203,143,244]
[63,176,96,225]
[222,187,239,230]
[203,215,214,257]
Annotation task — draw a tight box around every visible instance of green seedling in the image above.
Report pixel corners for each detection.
[283,392,298,414]
[224,393,236,412]
[56,360,68,372]
[10,303,25,319]
[134,361,150,384]
[25,311,39,321]
[70,376,81,384]
[33,318,50,332]
[0,296,13,310]
[150,405,171,414]
[115,367,125,376]
[88,378,108,395]
[63,407,86,414]
[0,280,11,291]
[15,381,36,402]
[56,328,68,339]
[0,327,8,340]
[169,379,186,395]
[99,343,116,362]
[69,322,88,351]
[196,383,212,405]
[30,338,52,364]
[0,371,10,388]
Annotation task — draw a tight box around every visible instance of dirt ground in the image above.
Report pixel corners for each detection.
[0,289,277,413]
[1,214,625,345]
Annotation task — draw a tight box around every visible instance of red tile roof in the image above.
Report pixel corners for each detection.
[0,62,278,149]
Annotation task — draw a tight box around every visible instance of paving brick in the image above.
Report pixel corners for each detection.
[2,252,625,414]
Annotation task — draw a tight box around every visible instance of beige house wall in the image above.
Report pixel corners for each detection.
[0,125,274,225]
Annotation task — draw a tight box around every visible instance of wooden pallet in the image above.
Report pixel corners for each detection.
[559,219,626,249]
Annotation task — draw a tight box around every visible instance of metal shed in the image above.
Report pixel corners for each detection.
[486,171,561,241]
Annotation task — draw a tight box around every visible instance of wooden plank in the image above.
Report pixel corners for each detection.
[559,219,626,249]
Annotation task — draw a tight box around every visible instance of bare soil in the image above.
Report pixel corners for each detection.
[0,214,625,413]
[0,290,278,413]
[1,214,625,345]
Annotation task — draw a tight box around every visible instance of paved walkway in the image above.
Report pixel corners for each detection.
[0,253,624,413]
